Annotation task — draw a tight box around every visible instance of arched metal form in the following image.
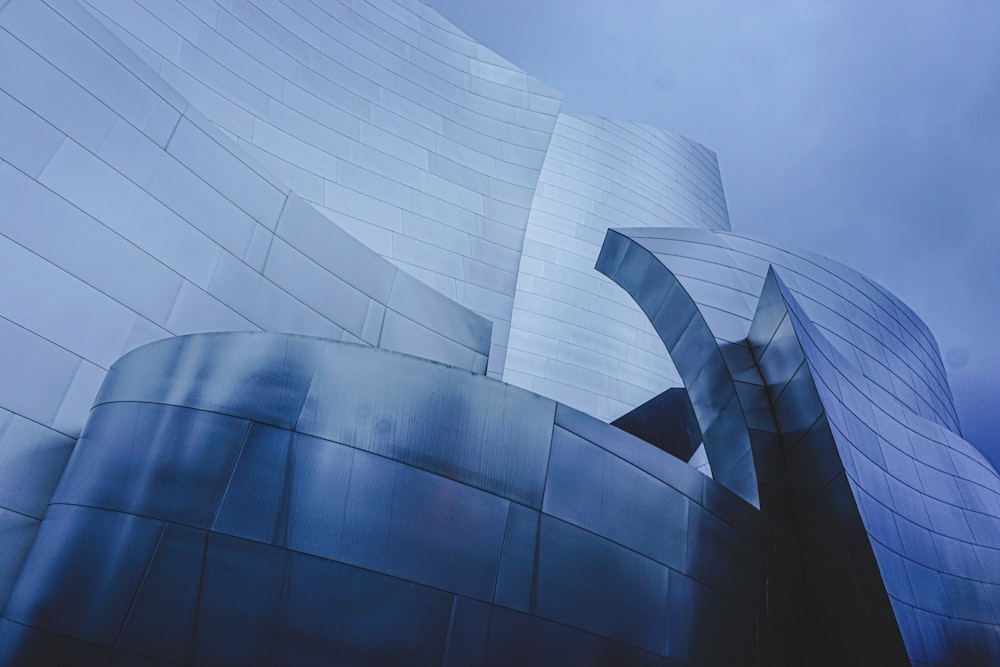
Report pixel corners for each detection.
[3,257,997,664]
[596,228,765,509]
[603,227,959,434]
[0,0,732,606]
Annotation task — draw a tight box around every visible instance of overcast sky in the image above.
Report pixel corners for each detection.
[423,0,1000,467]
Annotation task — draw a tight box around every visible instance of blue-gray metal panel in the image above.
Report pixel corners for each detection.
[212,423,297,544]
[0,619,69,667]
[194,532,289,664]
[384,461,508,600]
[684,503,765,613]
[0,412,75,519]
[664,571,757,665]
[485,606,656,667]
[117,524,206,662]
[295,339,555,507]
[534,515,669,653]
[493,503,539,612]
[0,510,38,610]
[52,402,249,528]
[3,505,164,647]
[543,426,689,570]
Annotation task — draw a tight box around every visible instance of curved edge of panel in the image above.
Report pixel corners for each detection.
[596,228,760,508]
[617,226,960,434]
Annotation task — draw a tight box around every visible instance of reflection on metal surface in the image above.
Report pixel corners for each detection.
[597,229,769,509]
[750,269,1000,665]
[504,115,729,420]
[0,0,997,664]
[2,333,769,664]
[2,299,996,664]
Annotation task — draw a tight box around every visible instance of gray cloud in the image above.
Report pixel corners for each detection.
[426,0,1000,466]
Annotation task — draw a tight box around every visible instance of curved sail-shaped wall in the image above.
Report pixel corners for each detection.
[78,0,563,377]
[749,270,1000,665]
[600,228,999,664]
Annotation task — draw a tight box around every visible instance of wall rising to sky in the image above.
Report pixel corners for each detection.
[0,0,997,664]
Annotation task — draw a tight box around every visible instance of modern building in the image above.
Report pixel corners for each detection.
[0,0,997,664]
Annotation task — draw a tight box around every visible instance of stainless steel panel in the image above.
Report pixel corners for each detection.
[664,571,757,665]
[0,27,117,152]
[534,515,670,653]
[0,412,75,519]
[297,339,555,506]
[0,318,83,427]
[442,597,491,667]
[53,402,250,528]
[194,532,289,664]
[0,509,38,609]
[543,426,689,569]
[0,88,64,178]
[493,503,539,612]
[379,309,480,372]
[0,619,68,666]
[554,403,707,501]
[38,140,224,290]
[117,524,206,662]
[167,117,286,225]
[164,281,257,334]
[1,0,165,141]
[264,237,370,336]
[0,235,137,368]
[211,424,298,544]
[3,505,164,646]
[327,562,454,665]
[685,504,765,612]
[485,606,652,667]
[383,460,508,600]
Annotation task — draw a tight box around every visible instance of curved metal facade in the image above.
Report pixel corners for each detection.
[600,229,1000,664]
[0,0,493,609]
[0,0,997,664]
[1,333,779,665]
[505,114,729,420]
[76,0,563,378]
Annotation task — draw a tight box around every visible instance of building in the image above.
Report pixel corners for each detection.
[0,0,997,664]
